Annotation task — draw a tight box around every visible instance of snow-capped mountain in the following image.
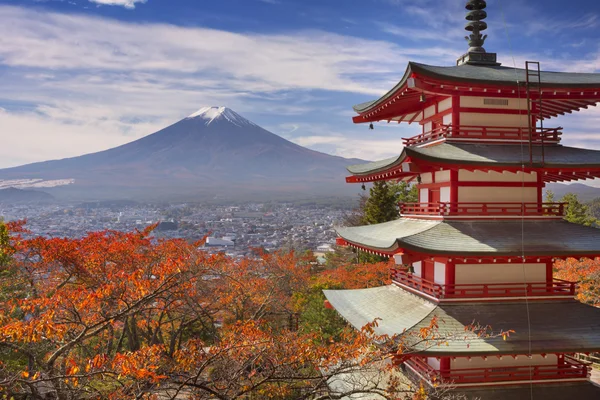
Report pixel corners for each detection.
[0,107,363,201]
[186,106,258,128]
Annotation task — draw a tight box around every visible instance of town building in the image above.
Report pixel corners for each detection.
[324,1,600,398]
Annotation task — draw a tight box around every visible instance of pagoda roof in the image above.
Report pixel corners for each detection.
[336,219,600,257]
[346,143,600,183]
[457,382,600,400]
[353,62,600,123]
[324,285,600,355]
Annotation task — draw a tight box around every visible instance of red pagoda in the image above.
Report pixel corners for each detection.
[324,1,600,398]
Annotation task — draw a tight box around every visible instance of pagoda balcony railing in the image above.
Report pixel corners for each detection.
[391,269,576,300]
[402,125,562,147]
[406,356,589,386]
[400,202,566,218]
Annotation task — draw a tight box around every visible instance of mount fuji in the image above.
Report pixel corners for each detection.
[0,107,364,201]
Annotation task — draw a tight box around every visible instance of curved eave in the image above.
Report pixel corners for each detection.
[353,64,415,114]
[324,285,600,355]
[336,219,600,258]
[353,62,600,123]
[344,144,600,183]
[406,143,600,172]
[345,152,418,183]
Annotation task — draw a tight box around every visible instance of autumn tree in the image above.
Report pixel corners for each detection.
[0,224,471,400]
[555,257,600,307]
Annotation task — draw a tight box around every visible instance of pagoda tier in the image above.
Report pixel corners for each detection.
[324,286,600,389]
[345,143,600,183]
[352,62,600,124]
[336,219,600,258]
[324,286,600,356]
[328,1,600,396]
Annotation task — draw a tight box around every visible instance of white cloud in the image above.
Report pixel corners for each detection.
[0,5,462,168]
[1,4,599,172]
[88,0,147,9]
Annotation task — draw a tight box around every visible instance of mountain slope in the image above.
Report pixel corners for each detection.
[0,107,363,201]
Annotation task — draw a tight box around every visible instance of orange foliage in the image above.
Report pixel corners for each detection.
[555,257,600,306]
[0,224,467,399]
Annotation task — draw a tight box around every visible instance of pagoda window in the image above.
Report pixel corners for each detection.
[419,188,429,204]
[440,187,451,203]
[458,186,537,203]
[459,112,528,128]
[458,170,538,183]
[451,354,558,370]
[433,262,446,286]
[460,96,527,111]
[412,261,422,277]
[454,262,548,285]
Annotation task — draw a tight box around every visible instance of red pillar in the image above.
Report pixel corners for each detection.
[445,261,456,297]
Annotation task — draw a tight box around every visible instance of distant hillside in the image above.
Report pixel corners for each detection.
[545,183,600,202]
[0,107,364,202]
[0,187,54,204]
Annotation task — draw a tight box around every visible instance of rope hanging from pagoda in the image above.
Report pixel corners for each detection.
[465,0,488,53]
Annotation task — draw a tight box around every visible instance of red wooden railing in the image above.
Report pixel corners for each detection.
[403,125,563,146]
[391,269,576,300]
[406,356,589,385]
[400,202,566,217]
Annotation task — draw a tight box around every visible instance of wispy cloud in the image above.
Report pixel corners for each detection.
[88,0,147,9]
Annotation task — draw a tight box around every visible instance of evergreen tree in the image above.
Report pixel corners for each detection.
[544,190,556,203]
[562,193,597,226]
[361,181,398,225]
[395,180,419,205]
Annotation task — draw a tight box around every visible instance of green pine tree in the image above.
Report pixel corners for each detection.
[361,181,398,225]
[562,193,597,226]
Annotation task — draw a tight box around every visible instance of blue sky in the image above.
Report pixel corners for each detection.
[0,0,599,179]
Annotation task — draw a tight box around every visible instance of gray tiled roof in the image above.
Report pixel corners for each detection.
[353,61,600,113]
[336,218,439,251]
[412,62,600,88]
[346,144,600,176]
[458,382,600,400]
[324,286,600,355]
[408,143,600,168]
[347,155,403,175]
[337,219,600,257]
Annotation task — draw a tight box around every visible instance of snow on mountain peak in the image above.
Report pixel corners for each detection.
[186,106,256,127]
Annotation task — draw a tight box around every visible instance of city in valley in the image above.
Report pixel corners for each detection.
[1,201,349,258]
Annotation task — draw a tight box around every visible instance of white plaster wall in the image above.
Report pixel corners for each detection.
[451,354,557,370]
[460,96,528,110]
[440,187,451,202]
[439,98,453,112]
[443,113,453,125]
[424,121,432,132]
[420,188,429,203]
[434,262,446,285]
[428,357,441,370]
[435,170,451,182]
[460,113,529,128]
[421,173,433,184]
[459,170,537,183]
[455,263,547,284]
[424,105,436,119]
[458,187,537,203]
[413,261,422,277]
[393,254,403,265]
